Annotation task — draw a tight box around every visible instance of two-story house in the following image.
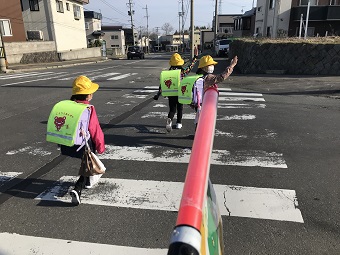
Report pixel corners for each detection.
[84,11,103,47]
[255,0,340,38]
[20,0,89,51]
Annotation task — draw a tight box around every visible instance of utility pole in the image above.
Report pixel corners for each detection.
[155,26,160,51]
[182,0,185,51]
[127,0,135,46]
[143,5,149,53]
[190,0,194,58]
[178,10,182,51]
[213,0,218,47]
[139,26,143,48]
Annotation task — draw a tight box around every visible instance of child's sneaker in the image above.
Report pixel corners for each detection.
[176,123,182,129]
[166,118,172,132]
[70,189,81,205]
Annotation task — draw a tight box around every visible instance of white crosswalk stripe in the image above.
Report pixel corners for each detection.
[0,233,166,255]
[35,176,302,222]
[100,145,287,168]
[107,73,138,80]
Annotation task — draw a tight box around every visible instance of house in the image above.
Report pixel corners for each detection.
[101,26,126,55]
[20,0,89,51]
[255,0,340,38]
[289,0,340,37]
[213,14,241,39]
[234,8,257,37]
[0,0,26,42]
[84,11,104,47]
[255,0,294,37]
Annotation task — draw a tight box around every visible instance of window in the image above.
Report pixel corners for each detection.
[267,26,272,37]
[85,22,89,30]
[29,0,39,11]
[0,19,13,36]
[269,0,275,9]
[111,35,118,40]
[73,4,81,20]
[257,6,262,12]
[66,3,70,11]
[300,0,318,5]
[56,0,64,13]
[330,0,340,5]
[111,45,119,48]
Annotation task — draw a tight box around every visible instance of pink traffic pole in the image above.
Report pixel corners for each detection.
[176,86,219,230]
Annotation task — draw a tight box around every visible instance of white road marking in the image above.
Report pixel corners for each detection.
[100,145,287,168]
[153,104,167,108]
[123,94,148,99]
[133,89,158,93]
[0,172,23,186]
[36,177,301,222]
[218,103,266,109]
[6,146,52,156]
[141,112,256,121]
[0,72,58,79]
[217,88,232,91]
[1,73,70,86]
[89,72,121,80]
[144,86,159,89]
[0,233,166,255]
[219,92,263,97]
[219,97,266,102]
[107,73,138,80]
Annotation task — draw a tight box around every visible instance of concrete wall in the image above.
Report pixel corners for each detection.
[59,47,101,60]
[4,41,101,64]
[230,40,340,75]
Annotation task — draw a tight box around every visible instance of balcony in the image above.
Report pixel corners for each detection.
[291,6,340,21]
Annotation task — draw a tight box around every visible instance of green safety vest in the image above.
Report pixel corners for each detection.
[160,70,181,97]
[178,75,202,104]
[46,100,91,147]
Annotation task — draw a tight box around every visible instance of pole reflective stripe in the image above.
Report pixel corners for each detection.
[176,87,219,230]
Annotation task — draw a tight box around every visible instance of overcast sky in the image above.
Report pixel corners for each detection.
[84,0,254,33]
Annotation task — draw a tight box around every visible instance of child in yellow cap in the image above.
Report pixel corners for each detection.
[154,52,197,132]
[60,75,105,205]
[192,55,238,130]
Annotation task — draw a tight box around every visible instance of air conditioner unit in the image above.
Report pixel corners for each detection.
[27,30,44,40]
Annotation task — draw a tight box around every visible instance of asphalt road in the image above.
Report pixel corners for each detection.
[0,53,339,254]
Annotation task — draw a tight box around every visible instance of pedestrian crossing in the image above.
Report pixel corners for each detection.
[0,85,304,253]
[0,71,141,87]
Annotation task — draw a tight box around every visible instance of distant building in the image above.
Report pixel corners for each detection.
[213,14,241,39]
[254,0,340,38]
[234,8,256,37]
[101,26,125,54]
[20,0,89,51]
[84,11,104,46]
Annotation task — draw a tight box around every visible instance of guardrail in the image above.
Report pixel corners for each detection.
[167,86,223,255]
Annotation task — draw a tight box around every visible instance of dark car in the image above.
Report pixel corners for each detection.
[127,46,145,59]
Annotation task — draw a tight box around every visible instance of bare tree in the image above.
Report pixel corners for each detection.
[162,22,174,35]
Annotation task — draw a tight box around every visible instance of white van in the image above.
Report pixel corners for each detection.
[215,39,232,57]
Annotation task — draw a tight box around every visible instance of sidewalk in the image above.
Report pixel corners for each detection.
[3,57,111,73]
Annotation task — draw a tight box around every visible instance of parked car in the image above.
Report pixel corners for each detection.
[127,46,145,59]
[215,39,232,57]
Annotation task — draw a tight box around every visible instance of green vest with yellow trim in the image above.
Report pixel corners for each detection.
[160,69,181,97]
[46,100,91,147]
[178,75,202,104]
